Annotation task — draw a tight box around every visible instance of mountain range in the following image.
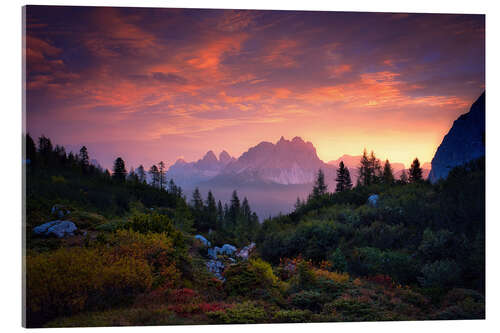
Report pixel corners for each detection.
[166,136,431,218]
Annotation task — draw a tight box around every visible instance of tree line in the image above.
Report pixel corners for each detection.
[310,148,425,200]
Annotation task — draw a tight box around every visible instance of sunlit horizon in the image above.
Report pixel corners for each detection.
[25,7,484,171]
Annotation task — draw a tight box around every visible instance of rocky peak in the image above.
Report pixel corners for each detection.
[428,92,485,183]
[219,150,233,164]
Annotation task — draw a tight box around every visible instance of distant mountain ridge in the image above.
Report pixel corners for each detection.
[166,150,236,187]
[429,92,485,183]
[167,136,336,188]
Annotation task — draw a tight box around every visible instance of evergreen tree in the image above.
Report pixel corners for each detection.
[358,149,372,186]
[54,145,67,166]
[358,149,382,186]
[382,159,395,184]
[112,157,127,182]
[312,169,328,198]
[409,158,423,183]
[168,179,182,198]
[26,133,37,166]
[399,169,408,184]
[158,161,166,190]
[149,165,160,188]
[137,165,146,183]
[229,190,241,224]
[67,152,75,166]
[79,146,90,172]
[191,188,204,230]
[335,161,353,192]
[205,190,217,231]
[127,166,139,183]
[370,151,383,183]
[38,135,53,166]
[295,197,303,210]
[217,200,224,230]
[241,197,251,220]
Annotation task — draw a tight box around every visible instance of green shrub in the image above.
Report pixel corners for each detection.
[273,309,312,323]
[418,259,462,288]
[224,259,278,297]
[67,211,106,229]
[328,248,348,272]
[121,213,176,235]
[323,298,378,321]
[289,290,325,311]
[26,247,153,327]
[434,289,485,320]
[207,302,267,324]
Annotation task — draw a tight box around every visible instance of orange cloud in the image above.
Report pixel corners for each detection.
[327,64,352,77]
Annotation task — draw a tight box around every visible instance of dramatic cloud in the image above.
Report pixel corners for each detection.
[25,7,485,169]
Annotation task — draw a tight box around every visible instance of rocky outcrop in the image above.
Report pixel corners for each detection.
[51,204,71,218]
[367,194,379,207]
[236,243,255,260]
[194,234,211,247]
[429,93,485,183]
[33,220,78,238]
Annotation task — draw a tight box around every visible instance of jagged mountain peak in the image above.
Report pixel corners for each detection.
[429,92,485,183]
[202,150,218,162]
[219,150,233,164]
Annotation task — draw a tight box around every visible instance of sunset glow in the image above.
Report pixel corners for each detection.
[25,7,485,169]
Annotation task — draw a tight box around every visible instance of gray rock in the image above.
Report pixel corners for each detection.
[220,244,237,256]
[51,204,70,218]
[206,259,225,281]
[33,220,78,238]
[208,246,221,259]
[429,92,485,183]
[194,234,211,247]
[367,194,379,207]
[237,243,256,260]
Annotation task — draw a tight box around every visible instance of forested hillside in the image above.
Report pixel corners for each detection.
[24,135,485,327]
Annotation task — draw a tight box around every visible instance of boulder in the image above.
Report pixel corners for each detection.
[194,234,211,247]
[367,194,379,207]
[33,220,78,238]
[51,204,70,218]
[208,246,221,259]
[206,259,225,281]
[237,243,256,260]
[220,244,237,256]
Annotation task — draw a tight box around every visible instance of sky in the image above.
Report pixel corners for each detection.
[25,6,485,170]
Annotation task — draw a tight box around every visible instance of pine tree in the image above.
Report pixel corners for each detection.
[312,169,328,198]
[382,159,395,184]
[26,133,37,166]
[137,165,146,183]
[158,161,166,190]
[38,135,53,166]
[168,179,181,197]
[358,149,372,186]
[191,188,204,230]
[149,165,160,188]
[216,200,224,231]
[295,197,303,210]
[409,158,423,183]
[205,190,217,231]
[399,169,408,184]
[127,166,139,183]
[79,146,90,172]
[112,157,127,182]
[358,149,382,186]
[335,161,352,192]
[370,151,383,183]
[229,190,241,224]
